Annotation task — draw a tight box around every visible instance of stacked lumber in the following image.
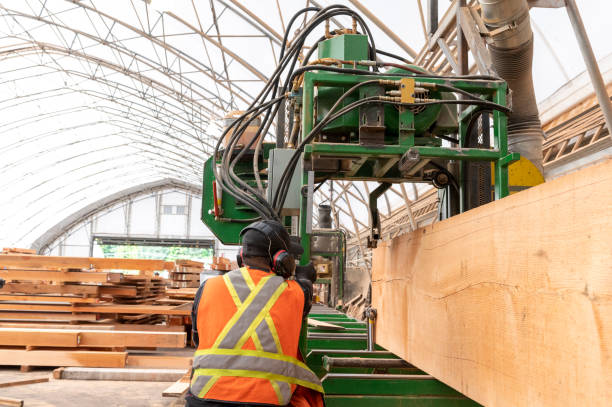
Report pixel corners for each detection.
[0,255,197,369]
[0,254,182,323]
[371,159,612,407]
[166,287,198,301]
[1,247,36,255]
[169,260,203,288]
[211,256,235,271]
[112,275,166,304]
[0,324,187,368]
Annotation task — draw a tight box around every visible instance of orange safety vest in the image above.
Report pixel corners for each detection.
[190,267,324,405]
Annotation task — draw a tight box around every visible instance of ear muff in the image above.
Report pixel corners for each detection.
[271,249,295,279]
[236,248,244,268]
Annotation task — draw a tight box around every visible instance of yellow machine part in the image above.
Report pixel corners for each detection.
[492,156,545,194]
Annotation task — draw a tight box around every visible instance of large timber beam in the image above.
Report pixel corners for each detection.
[371,158,612,407]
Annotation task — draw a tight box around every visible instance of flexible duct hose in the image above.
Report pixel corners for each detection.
[478,0,544,171]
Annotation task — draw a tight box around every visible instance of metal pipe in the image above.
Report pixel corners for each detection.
[477,0,544,172]
[322,356,414,371]
[564,0,612,135]
[323,373,435,380]
[276,90,286,148]
[365,307,377,351]
[428,0,439,35]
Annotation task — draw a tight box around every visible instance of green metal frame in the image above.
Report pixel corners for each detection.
[306,311,482,406]
[298,71,518,261]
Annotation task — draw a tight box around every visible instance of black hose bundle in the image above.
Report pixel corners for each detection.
[214,5,510,221]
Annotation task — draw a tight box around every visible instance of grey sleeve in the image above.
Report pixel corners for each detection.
[296,278,313,319]
[191,280,207,348]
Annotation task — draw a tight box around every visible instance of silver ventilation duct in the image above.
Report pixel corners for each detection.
[478,0,544,171]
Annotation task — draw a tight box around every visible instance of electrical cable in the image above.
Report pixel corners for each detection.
[375,49,412,64]
[214,6,509,222]
[220,5,381,220]
[273,96,511,211]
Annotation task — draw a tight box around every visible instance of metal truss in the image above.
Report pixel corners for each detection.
[0,0,583,273]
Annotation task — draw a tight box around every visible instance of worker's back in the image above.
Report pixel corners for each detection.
[189,266,322,405]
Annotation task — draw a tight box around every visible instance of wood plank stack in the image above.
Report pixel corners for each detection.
[0,323,187,368]
[211,256,235,271]
[0,253,199,369]
[169,260,203,288]
[0,254,182,323]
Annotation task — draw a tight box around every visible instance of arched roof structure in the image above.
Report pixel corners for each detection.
[0,0,610,255]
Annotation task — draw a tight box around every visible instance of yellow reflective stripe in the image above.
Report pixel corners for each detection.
[265,315,283,354]
[212,274,273,348]
[196,375,220,398]
[223,274,242,307]
[241,268,255,290]
[195,346,312,372]
[193,368,324,393]
[270,380,283,405]
[240,269,283,353]
[250,331,263,351]
[234,282,287,350]
[223,271,263,351]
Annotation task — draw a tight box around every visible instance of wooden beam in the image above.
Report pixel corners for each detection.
[0,349,126,367]
[1,282,100,295]
[55,367,186,382]
[0,396,23,407]
[0,270,121,283]
[0,255,174,271]
[0,312,97,322]
[0,295,100,303]
[371,158,612,407]
[0,303,190,316]
[0,376,49,388]
[162,371,191,397]
[0,328,186,348]
[126,355,192,369]
[307,318,346,331]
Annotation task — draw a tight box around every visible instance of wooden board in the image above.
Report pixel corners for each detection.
[55,367,186,382]
[0,255,174,271]
[0,303,191,315]
[162,371,191,397]
[0,328,186,348]
[1,282,100,295]
[371,158,612,407]
[0,294,100,303]
[0,323,185,332]
[0,396,23,407]
[307,318,346,331]
[0,349,126,367]
[0,270,121,283]
[0,376,49,388]
[126,355,191,369]
[0,312,97,322]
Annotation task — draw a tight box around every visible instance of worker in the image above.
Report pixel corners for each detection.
[186,220,324,407]
[0,278,4,289]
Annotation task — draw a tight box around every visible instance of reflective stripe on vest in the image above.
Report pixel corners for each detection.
[190,268,323,404]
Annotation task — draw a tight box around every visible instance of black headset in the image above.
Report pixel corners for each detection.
[237,222,295,279]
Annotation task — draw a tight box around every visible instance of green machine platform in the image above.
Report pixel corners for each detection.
[307,305,481,406]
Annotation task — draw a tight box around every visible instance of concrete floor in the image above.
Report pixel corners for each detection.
[0,368,185,407]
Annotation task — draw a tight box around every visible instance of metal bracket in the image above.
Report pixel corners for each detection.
[528,0,565,8]
[367,182,392,249]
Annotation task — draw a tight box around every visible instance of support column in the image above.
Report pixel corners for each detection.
[565,0,612,133]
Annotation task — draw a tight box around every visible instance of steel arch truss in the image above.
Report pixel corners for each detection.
[0,0,455,256]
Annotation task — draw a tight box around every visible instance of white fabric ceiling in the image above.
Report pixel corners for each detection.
[0,0,609,248]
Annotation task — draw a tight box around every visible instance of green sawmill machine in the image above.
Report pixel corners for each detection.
[200,5,541,405]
